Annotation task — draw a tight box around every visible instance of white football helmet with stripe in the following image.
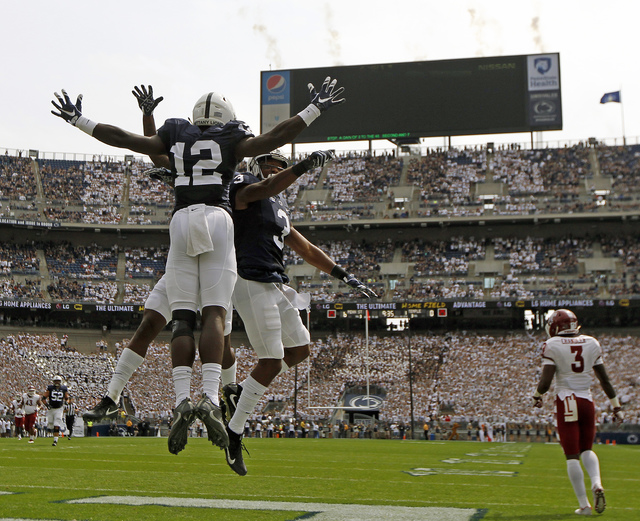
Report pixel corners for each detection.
[192,92,235,127]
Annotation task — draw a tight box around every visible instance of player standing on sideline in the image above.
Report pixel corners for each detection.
[22,386,42,443]
[53,77,346,455]
[532,309,623,516]
[41,376,69,446]
[10,394,25,439]
[65,397,78,439]
[222,150,377,475]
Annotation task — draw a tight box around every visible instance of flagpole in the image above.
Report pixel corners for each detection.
[620,87,626,146]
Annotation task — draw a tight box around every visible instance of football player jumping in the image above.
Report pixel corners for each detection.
[532,309,623,516]
[223,150,377,475]
[54,77,345,455]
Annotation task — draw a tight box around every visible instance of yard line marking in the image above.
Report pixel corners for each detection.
[67,495,482,521]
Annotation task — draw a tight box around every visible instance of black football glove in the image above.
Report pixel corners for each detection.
[308,77,345,112]
[51,89,83,125]
[300,150,336,170]
[345,275,377,298]
[145,167,175,185]
[133,85,164,116]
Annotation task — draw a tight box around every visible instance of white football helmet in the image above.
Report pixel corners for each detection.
[53,375,62,387]
[192,92,235,127]
[28,386,36,397]
[248,151,289,179]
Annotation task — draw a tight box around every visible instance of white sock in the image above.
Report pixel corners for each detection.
[202,363,221,405]
[228,375,267,435]
[107,348,145,402]
[567,459,590,508]
[581,450,602,490]
[278,360,290,376]
[221,361,237,387]
[172,366,192,408]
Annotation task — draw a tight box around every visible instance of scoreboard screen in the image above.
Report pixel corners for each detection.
[260,53,561,143]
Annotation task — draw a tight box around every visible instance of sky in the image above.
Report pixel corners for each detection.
[2,0,638,159]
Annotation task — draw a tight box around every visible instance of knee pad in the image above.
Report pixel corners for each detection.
[171,310,197,341]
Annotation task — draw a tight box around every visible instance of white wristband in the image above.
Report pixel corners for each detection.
[75,116,98,136]
[533,390,542,398]
[610,396,620,408]
[296,104,321,126]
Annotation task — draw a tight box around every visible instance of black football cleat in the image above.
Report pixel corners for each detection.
[83,396,119,421]
[225,426,248,476]
[167,398,195,455]
[194,395,229,449]
[222,383,243,424]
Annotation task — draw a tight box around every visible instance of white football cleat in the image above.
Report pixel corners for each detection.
[592,487,606,514]
[574,505,592,516]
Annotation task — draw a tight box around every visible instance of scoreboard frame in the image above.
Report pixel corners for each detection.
[260,53,562,144]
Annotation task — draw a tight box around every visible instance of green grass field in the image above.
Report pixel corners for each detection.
[0,436,638,520]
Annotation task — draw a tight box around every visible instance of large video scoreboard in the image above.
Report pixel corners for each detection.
[261,53,562,143]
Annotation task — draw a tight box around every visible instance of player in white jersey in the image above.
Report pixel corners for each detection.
[532,309,623,516]
[10,395,25,439]
[22,386,42,443]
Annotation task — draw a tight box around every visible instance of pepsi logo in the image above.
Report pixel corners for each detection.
[267,74,286,94]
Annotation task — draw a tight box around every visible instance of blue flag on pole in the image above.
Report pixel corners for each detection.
[600,91,621,104]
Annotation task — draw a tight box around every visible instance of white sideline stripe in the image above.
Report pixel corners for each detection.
[67,496,479,520]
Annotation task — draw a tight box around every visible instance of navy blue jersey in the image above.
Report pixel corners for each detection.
[230,173,291,283]
[157,118,254,214]
[46,384,68,409]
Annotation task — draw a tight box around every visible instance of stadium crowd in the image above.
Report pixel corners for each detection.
[1,143,639,225]
[1,330,637,436]
[2,232,640,303]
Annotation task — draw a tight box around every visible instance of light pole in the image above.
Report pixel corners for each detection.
[406,319,415,440]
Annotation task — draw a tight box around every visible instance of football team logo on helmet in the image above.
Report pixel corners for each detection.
[545,309,580,337]
[266,74,286,94]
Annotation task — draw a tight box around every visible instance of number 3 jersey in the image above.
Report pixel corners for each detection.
[541,334,604,401]
[230,172,291,283]
[157,118,254,214]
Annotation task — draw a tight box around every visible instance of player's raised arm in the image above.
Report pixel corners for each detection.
[234,76,346,160]
[234,150,335,210]
[51,89,166,157]
[132,84,170,168]
[285,228,377,299]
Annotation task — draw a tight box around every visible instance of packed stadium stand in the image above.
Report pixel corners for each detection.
[1,140,639,434]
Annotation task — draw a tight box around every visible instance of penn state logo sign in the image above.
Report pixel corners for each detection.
[348,395,383,409]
